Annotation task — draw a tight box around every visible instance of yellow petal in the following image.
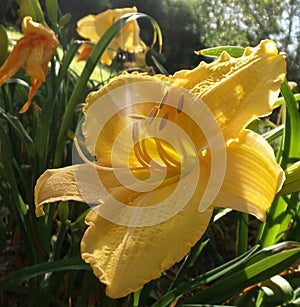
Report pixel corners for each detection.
[81,178,213,298]
[77,14,100,42]
[35,131,214,299]
[170,40,286,138]
[34,165,85,216]
[34,163,152,217]
[215,129,285,220]
[82,73,169,166]
[76,7,146,65]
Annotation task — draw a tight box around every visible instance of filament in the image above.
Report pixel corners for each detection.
[74,137,144,172]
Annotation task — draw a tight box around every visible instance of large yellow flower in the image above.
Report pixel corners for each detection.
[0,16,59,113]
[76,7,146,66]
[35,40,286,298]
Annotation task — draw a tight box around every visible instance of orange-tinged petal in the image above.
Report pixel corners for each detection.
[19,78,42,113]
[21,16,59,81]
[77,43,94,62]
[170,40,286,138]
[215,129,285,221]
[0,16,59,112]
[25,43,46,81]
[0,38,30,86]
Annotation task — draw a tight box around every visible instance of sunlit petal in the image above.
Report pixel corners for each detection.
[215,129,285,220]
[81,178,213,298]
[171,40,286,138]
[35,165,85,217]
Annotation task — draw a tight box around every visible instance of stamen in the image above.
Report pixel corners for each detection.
[145,91,169,126]
[132,122,151,168]
[155,138,181,168]
[134,141,151,168]
[159,90,169,108]
[138,138,165,172]
[146,105,159,125]
[74,137,144,171]
[177,137,190,166]
[177,94,184,113]
[159,113,169,131]
[128,114,147,120]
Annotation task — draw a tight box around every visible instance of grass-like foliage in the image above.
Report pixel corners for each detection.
[0,1,299,306]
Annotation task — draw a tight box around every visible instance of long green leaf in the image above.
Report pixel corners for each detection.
[0,257,90,291]
[183,242,300,304]
[0,107,34,157]
[152,246,259,307]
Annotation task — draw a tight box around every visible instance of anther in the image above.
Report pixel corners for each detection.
[128,114,147,120]
[177,94,184,113]
[159,90,169,108]
[146,106,159,125]
[159,113,169,131]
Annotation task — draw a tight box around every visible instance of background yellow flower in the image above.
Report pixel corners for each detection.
[76,7,146,66]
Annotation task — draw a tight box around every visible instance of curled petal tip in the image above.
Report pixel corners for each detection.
[35,206,45,217]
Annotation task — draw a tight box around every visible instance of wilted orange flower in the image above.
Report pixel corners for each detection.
[0,16,59,113]
[76,7,146,66]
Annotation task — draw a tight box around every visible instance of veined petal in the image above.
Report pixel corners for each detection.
[35,165,85,217]
[35,152,213,299]
[81,177,213,299]
[170,40,286,138]
[215,129,285,220]
[34,163,155,217]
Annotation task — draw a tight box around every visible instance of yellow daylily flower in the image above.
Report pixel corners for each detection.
[0,16,59,113]
[76,7,146,66]
[35,40,286,298]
